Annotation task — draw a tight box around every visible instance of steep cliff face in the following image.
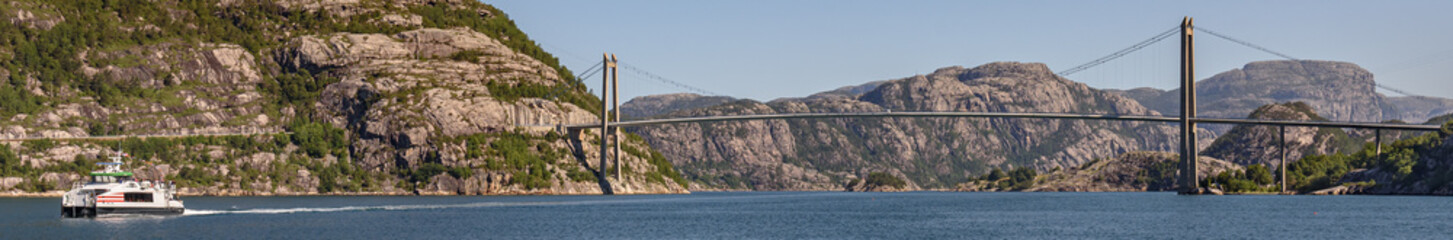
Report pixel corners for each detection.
[1201,102,1356,167]
[631,62,1216,191]
[0,0,685,196]
[1,39,274,139]
[1120,60,1395,133]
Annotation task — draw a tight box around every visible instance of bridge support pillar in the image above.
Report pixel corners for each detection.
[1280,125,1287,193]
[1375,129,1382,157]
[599,53,617,195]
[1179,17,1200,194]
[612,54,622,182]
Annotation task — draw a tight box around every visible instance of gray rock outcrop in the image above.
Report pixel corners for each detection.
[631,62,1217,191]
[1202,102,1348,166]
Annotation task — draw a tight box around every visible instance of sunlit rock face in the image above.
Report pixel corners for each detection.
[632,62,1213,191]
[1120,60,1395,134]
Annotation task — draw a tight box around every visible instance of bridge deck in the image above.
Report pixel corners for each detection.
[561,112,1441,131]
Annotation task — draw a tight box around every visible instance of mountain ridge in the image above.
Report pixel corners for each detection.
[629,62,1214,190]
[1108,60,1453,132]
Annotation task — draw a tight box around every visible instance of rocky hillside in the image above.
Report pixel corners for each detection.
[0,0,686,196]
[630,62,1216,191]
[1116,60,1397,134]
[1013,152,1240,192]
[1201,102,1360,166]
[1313,116,1453,195]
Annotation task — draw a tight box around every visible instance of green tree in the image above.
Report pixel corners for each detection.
[290,121,347,158]
[1245,164,1274,185]
[984,168,1007,181]
[1287,154,1353,192]
[1441,120,1453,138]
[447,166,473,179]
[1136,159,1179,190]
[0,145,19,176]
[1007,167,1038,190]
[1383,148,1419,181]
[865,172,907,189]
[411,163,448,184]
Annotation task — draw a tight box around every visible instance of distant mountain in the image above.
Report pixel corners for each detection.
[1113,60,1396,134]
[620,80,890,119]
[804,80,889,100]
[1103,88,1168,106]
[629,62,1215,190]
[619,93,737,119]
[1388,96,1453,123]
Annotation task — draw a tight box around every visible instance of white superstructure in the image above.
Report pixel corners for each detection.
[61,151,184,217]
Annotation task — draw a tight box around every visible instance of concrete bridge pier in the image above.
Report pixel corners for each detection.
[1280,125,1287,193]
[1179,17,1201,194]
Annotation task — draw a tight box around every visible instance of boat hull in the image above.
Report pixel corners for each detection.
[62,206,184,218]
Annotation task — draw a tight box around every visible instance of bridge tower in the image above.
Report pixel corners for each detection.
[600,53,620,192]
[612,54,623,182]
[1178,17,1200,194]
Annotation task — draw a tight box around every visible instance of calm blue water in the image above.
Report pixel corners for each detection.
[3,192,1452,239]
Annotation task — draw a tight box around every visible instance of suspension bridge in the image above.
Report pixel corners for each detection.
[556,17,1443,195]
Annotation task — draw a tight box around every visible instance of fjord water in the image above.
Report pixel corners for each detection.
[3,192,1452,239]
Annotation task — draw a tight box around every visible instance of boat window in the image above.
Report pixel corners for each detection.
[91,176,118,183]
[123,193,153,202]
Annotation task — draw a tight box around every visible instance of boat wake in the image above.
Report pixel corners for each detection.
[181,192,833,217]
[183,201,557,216]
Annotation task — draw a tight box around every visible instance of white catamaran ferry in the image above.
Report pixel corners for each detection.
[61,151,184,217]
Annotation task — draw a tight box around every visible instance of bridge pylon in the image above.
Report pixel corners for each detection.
[599,53,621,194]
[1178,17,1200,194]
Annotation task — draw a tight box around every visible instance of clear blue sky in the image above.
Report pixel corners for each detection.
[492,0,1453,101]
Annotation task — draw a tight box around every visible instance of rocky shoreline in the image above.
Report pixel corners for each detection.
[10,186,1442,198]
[2,188,688,198]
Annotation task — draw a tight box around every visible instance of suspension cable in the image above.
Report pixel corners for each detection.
[574,62,604,80]
[1194,26,1299,61]
[1374,83,1421,97]
[1058,26,1179,76]
[618,64,721,96]
[544,65,604,100]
